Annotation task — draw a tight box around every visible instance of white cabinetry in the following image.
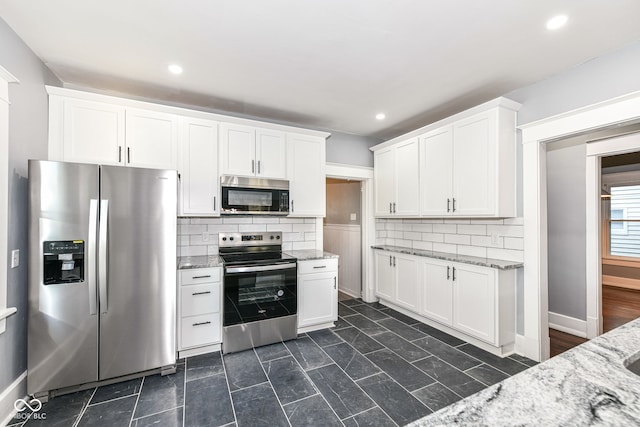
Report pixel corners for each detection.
[287,133,326,217]
[374,251,420,312]
[375,249,516,353]
[178,267,222,357]
[374,138,420,217]
[49,93,178,170]
[373,97,519,218]
[297,258,338,333]
[219,123,287,179]
[179,117,219,216]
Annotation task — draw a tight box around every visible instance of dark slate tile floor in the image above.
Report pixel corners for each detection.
[9,298,536,427]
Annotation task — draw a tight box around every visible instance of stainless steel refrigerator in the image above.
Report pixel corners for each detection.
[28,160,177,397]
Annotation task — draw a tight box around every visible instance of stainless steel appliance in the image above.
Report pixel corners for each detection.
[220,175,289,215]
[28,160,177,398]
[219,232,297,353]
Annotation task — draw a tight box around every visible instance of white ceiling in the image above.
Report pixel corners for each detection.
[1,0,640,140]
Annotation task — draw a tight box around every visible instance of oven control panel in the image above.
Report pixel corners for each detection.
[219,232,282,248]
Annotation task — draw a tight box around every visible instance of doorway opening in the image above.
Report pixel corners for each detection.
[324,178,363,299]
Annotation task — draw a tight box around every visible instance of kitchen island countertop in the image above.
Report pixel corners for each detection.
[410,317,640,426]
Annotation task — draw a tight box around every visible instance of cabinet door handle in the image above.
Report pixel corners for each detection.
[291,200,294,213]
[334,277,337,290]
[389,202,393,214]
[213,196,216,211]
[193,321,211,327]
[452,198,456,213]
[252,160,255,173]
[447,198,451,213]
[393,256,396,267]
[192,275,211,279]
[258,160,261,174]
[452,266,457,281]
[389,255,392,267]
[118,146,122,163]
[447,266,451,280]
[127,147,131,164]
[313,265,327,269]
[393,202,396,213]
[192,291,212,296]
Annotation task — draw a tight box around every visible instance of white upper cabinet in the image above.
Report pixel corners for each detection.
[374,137,420,217]
[374,97,519,218]
[125,109,178,170]
[50,91,178,170]
[220,123,287,179]
[287,133,326,217]
[179,117,219,216]
[59,98,125,165]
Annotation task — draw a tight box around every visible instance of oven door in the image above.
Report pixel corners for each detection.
[223,262,297,326]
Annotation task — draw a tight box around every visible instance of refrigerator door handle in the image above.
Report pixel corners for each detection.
[88,199,99,315]
[99,200,109,313]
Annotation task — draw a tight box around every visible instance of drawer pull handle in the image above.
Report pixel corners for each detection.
[193,321,211,327]
[192,291,212,296]
[192,275,211,279]
[313,265,327,269]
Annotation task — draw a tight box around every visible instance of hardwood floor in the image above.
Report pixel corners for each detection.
[549,285,640,357]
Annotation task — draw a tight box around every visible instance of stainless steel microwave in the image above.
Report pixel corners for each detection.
[220,176,290,215]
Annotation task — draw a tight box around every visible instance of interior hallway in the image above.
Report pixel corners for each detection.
[549,285,640,357]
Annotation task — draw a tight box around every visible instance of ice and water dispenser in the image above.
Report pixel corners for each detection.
[43,240,85,285]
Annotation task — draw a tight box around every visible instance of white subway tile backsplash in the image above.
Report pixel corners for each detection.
[293,241,316,250]
[239,224,266,232]
[222,217,253,224]
[376,217,523,262]
[180,245,207,257]
[180,224,207,234]
[254,217,280,224]
[292,223,315,232]
[208,224,238,233]
[279,218,305,224]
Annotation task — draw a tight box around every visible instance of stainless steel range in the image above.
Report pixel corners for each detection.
[219,232,297,353]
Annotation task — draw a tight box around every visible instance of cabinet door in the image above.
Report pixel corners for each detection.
[421,258,453,326]
[394,254,419,311]
[452,111,497,216]
[394,138,420,216]
[420,126,453,216]
[298,272,337,328]
[220,123,256,176]
[256,129,287,179]
[452,263,496,344]
[125,109,178,170]
[374,147,395,216]
[287,134,326,216]
[180,117,219,216]
[62,99,125,165]
[374,251,395,301]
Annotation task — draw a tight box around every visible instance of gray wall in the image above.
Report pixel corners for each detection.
[507,40,640,326]
[546,141,587,320]
[325,132,381,168]
[0,18,60,395]
[325,180,361,225]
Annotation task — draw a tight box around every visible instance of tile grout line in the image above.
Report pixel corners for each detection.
[220,352,240,427]
[73,387,98,427]
[182,359,188,427]
[127,376,145,427]
[251,346,293,427]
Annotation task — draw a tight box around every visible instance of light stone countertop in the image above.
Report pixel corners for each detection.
[177,255,223,270]
[285,249,339,261]
[372,245,523,270]
[410,317,640,426]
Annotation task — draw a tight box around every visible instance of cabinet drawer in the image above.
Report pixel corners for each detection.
[180,313,221,349]
[298,258,338,275]
[181,283,220,317]
[179,267,221,286]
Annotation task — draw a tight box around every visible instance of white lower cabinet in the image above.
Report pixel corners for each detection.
[297,258,338,332]
[375,250,515,352]
[178,267,222,355]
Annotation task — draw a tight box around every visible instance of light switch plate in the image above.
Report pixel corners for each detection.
[350,213,357,221]
[11,249,19,268]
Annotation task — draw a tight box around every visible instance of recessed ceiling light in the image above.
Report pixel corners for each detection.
[168,64,183,75]
[376,113,386,120]
[546,14,568,30]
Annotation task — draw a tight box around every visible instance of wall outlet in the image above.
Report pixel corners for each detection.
[350,213,357,221]
[202,232,209,242]
[11,249,19,268]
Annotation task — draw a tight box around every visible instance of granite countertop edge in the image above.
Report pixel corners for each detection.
[409,317,640,426]
[177,250,338,269]
[372,245,523,270]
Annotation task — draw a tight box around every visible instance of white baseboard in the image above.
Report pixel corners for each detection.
[0,371,27,427]
[548,311,588,338]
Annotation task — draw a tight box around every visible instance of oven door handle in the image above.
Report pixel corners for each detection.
[225,262,297,274]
